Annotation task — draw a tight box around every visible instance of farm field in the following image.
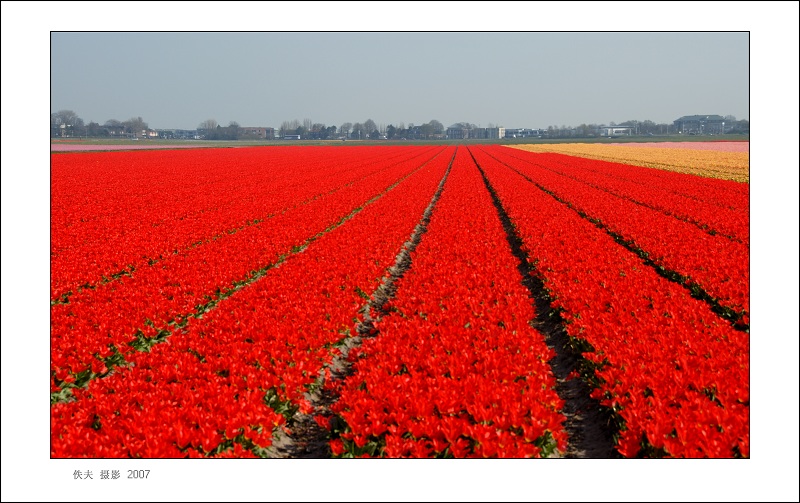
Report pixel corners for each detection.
[510,141,750,182]
[50,144,749,458]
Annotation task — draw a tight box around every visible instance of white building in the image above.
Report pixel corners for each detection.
[597,126,633,137]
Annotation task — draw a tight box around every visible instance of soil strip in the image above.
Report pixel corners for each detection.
[265,148,457,458]
[479,146,749,332]
[468,146,620,458]
[51,149,447,405]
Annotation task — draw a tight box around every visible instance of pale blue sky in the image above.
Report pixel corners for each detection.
[51,31,749,130]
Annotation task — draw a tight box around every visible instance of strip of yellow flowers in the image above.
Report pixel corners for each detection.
[507,143,749,183]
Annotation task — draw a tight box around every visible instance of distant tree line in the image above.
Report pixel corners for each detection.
[52,109,750,140]
[197,119,246,140]
[278,119,448,140]
[51,110,149,138]
[277,119,338,140]
[541,116,749,138]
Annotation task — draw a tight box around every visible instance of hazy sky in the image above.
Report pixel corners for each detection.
[51,31,749,130]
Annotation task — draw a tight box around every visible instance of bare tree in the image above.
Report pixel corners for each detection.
[228,121,241,140]
[310,123,327,139]
[280,119,300,137]
[123,117,148,137]
[53,109,80,127]
[352,122,365,139]
[427,120,444,135]
[100,119,124,137]
[51,110,82,136]
[420,122,433,139]
[198,119,218,132]
[339,122,352,137]
[85,121,104,137]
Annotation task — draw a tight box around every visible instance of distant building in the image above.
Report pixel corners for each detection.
[105,124,126,136]
[163,129,201,139]
[597,126,633,137]
[471,127,506,140]
[173,129,199,139]
[283,134,301,140]
[406,125,423,140]
[504,128,542,139]
[673,115,726,135]
[446,126,471,140]
[240,127,275,140]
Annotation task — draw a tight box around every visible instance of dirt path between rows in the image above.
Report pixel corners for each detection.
[266,147,620,458]
[471,148,620,458]
[264,149,455,458]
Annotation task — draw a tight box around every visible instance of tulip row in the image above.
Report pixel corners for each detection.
[504,146,749,215]
[606,141,750,152]
[510,143,750,182]
[483,146,749,325]
[51,146,431,302]
[499,149,749,244]
[471,146,749,457]
[51,146,445,392]
[50,146,456,457]
[328,148,567,458]
[509,146,749,210]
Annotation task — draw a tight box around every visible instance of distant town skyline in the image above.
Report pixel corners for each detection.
[49,105,748,135]
[51,31,749,131]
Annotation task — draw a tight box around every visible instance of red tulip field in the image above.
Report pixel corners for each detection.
[50,144,749,458]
